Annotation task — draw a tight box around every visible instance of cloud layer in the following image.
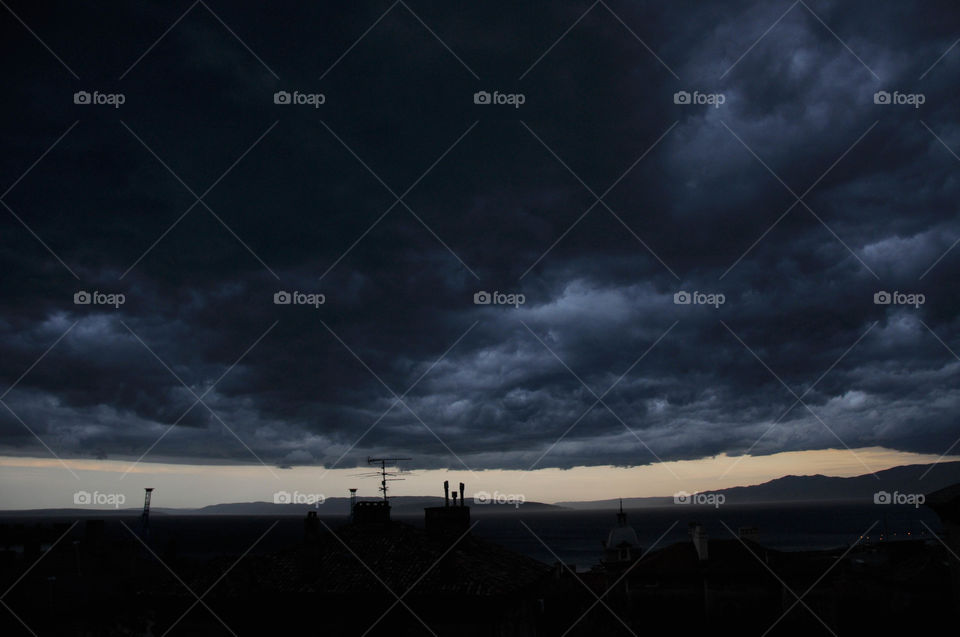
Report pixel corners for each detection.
[1,0,959,472]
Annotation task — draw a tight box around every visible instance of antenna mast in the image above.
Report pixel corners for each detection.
[141,488,154,537]
[366,457,410,503]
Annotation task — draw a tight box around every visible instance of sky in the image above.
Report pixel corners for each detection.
[1,1,960,508]
[0,448,952,510]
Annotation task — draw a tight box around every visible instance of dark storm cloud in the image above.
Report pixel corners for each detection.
[1,0,959,471]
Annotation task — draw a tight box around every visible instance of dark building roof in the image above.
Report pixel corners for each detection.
[631,538,775,577]
[627,537,847,586]
[188,521,550,599]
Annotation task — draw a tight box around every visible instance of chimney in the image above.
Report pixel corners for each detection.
[424,480,470,534]
[692,524,709,561]
[349,488,357,521]
[304,510,320,542]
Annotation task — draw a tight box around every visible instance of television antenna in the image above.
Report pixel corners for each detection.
[366,457,410,503]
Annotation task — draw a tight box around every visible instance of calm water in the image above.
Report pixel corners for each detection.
[461,502,941,567]
[5,501,941,569]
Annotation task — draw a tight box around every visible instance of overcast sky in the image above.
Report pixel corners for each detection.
[2,1,960,506]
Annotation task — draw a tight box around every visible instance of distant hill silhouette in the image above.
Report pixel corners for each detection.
[557,461,960,509]
[4,462,959,515]
[0,495,561,516]
[190,496,561,516]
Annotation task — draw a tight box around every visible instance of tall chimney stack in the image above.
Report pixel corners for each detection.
[424,480,471,534]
